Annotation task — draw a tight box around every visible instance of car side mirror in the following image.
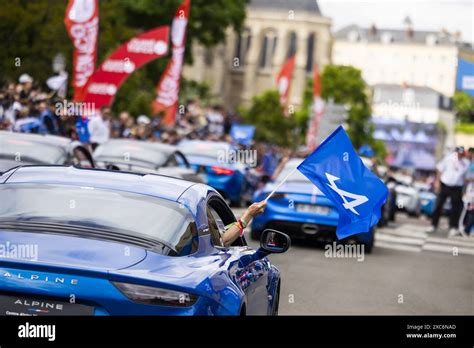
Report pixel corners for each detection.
[260,229,290,254]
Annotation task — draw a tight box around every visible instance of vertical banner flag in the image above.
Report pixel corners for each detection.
[306,64,325,150]
[456,58,474,97]
[276,55,296,109]
[153,0,190,125]
[297,126,388,240]
[230,124,256,146]
[82,26,170,112]
[64,0,99,101]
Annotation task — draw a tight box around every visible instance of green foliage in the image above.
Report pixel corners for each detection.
[0,0,249,116]
[455,122,474,134]
[240,90,295,147]
[453,91,474,123]
[181,79,213,105]
[321,65,368,106]
[0,0,71,85]
[319,65,385,158]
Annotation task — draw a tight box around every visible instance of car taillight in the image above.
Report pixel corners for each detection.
[113,282,198,307]
[210,166,234,175]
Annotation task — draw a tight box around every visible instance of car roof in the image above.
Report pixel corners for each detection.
[0,165,197,202]
[0,130,71,148]
[178,140,231,148]
[95,139,178,155]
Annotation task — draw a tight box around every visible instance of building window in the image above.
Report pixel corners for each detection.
[306,33,315,73]
[287,32,297,58]
[259,30,277,69]
[234,28,252,67]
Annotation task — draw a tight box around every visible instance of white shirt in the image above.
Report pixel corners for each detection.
[437,153,470,187]
[88,116,110,144]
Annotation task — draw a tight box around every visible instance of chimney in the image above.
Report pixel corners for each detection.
[403,16,414,39]
[370,23,378,37]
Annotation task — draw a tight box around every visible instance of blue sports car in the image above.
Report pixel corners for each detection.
[252,159,375,252]
[178,140,248,206]
[0,165,289,315]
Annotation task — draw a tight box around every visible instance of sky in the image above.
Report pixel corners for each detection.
[318,0,474,44]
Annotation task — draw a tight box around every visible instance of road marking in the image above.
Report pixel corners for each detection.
[375,233,425,246]
[374,241,422,252]
[422,243,474,255]
[376,224,474,255]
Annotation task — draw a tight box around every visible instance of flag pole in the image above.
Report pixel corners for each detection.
[264,166,298,203]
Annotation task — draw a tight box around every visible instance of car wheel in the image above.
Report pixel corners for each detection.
[365,233,374,254]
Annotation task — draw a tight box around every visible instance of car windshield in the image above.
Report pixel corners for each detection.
[277,165,310,183]
[0,138,65,164]
[94,143,168,168]
[179,141,230,159]
[0,184,197,256]
[276,164,323,194]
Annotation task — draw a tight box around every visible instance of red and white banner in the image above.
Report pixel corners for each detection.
[306,64,325,150]
[64,0,99,101]
[82,26,170,113]
[276,55,296,108]
[152,0,190,125]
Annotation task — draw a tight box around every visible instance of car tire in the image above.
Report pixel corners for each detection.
[364,233,374,254]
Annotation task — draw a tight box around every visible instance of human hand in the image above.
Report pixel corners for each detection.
[242,201,267,222]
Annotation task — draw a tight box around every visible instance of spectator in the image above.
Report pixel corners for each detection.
[117,111,132,138]
[462,148,474,236]
[38,100,59,135]
[427,147,470,237]
[135,115,151,140]
[206,105,224,137]
[88,106,111,150]
[18,74,34,101]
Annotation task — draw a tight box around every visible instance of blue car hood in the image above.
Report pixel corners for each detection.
[0,230,147,271]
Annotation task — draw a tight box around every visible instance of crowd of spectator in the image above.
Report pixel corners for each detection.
[0,74,291,178]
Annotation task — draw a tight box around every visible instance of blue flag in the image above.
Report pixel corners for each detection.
[297,126,388,240]
[230,124,255,146]
[75,117,90,144]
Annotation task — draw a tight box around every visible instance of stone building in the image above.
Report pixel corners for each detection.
[182,0,332,110]
[332,19,474,97]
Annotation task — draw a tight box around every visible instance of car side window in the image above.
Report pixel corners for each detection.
[175,152,189,168]
[207,207,224,247]
[207,196,245,247]
[165,154,178,167]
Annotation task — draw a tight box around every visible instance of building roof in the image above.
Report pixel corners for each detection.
[372,84,452,110]
[335,24,472,49]
[249,0,321,14]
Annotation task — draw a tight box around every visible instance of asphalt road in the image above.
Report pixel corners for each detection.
[234,209,474,315]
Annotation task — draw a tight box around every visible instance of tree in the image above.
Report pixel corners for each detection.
[0,0,249,115]
[453,91,474,123]
[240,90,295,147]
[320,65,384,157]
